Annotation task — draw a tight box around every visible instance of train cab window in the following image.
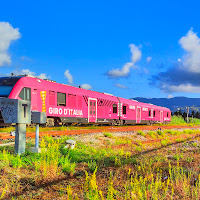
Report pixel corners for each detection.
[167,112,169,117]
[57,92,66,106]
[153,111,156,117]
[113,104,117,113]
[19,87,31,101]
[149,110,151,117]
[123,106,127,114]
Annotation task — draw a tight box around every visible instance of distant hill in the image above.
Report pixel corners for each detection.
[132,97,200,113]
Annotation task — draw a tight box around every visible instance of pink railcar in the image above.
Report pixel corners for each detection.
[0,76,171,126]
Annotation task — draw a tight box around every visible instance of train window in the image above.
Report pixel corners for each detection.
[153,111,156,117]
[167,112,169,117]
[49,91,55,105]
[113,104,117,113]
[68,94,76,107]
[57,92,66,106]
[123,106,126,114]
[19,87,31,101]
[149,110,151,117]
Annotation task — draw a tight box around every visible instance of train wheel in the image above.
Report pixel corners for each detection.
[46,118,54,127]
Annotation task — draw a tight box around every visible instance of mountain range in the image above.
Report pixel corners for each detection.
[132,97,200,113]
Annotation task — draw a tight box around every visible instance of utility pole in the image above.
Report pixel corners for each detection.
[186,107,189,123]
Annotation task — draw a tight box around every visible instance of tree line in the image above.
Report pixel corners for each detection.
[173,109,200,119]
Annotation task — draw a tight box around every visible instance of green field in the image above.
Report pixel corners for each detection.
[1,127,200,199]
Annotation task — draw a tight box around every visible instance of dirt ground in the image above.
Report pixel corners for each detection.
[0,124,199,140]
[1,126,200,199]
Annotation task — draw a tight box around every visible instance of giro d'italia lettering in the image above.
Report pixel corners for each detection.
[164,117,170,121]
[129,105,135,110]
[142,107,148,111]
[49,107,83,116]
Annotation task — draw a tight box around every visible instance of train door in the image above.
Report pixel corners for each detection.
[151,109,154,118]
[136,107,141,123]
[88,98,97,123]
[160,111,163,123]
[31,88,38,111]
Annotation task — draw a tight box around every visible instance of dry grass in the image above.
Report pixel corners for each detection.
[0,128,200,199]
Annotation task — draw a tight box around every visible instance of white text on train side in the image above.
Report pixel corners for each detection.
[129,105,135,109]
[49,107,83,116]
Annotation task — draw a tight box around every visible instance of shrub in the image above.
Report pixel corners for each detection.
[103,131,113,138]
[0,149,10,168]
[84,168,101,199]
[137,130,145,137]
[88,160,97,172]
[59,155,76,176]
[34,136,61,180]
[160,139,169,147]
[148,131,157,139]
[170,116,186,125]
[135,146,142,152]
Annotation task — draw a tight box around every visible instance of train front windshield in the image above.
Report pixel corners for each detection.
[0,77,21,97]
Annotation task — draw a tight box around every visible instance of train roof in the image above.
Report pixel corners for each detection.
[6,75,171,111]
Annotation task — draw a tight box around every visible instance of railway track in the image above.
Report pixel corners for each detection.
[0,124,199,140]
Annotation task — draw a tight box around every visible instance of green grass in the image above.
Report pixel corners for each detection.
[170,115,186,125]
[188,117,200,124]
[1,129,200,199]
[136,130,145,136]
[103,131,113,138]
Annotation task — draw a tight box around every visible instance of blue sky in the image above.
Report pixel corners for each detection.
[1,0,200,99]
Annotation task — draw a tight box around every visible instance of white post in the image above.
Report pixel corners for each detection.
[35,124,39,148]
[186,107,189,123]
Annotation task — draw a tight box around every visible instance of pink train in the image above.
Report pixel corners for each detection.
[0,76,171,126]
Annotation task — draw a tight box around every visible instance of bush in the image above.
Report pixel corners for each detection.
[59,155,76,176]
[137,130,145,137]
[88,160,97,172]
[103,131,113,138]
[170,116,186,125]
[147,131,157,139]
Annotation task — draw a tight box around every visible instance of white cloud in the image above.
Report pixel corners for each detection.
[179,29,200,73]
[0,22,21,66]
[167,94,174,99]
[81,83,92,90]
[114,83,128,89]
[64,69,73,85]
[129,44,142,63]
[168,84,200,93]
[37,73,49,79]
[154,28,200,94]
[13,69,35,76]
[12,69,49,79]
[146,56,152,63]
[107,44,142,78]
[107,62,134,78]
